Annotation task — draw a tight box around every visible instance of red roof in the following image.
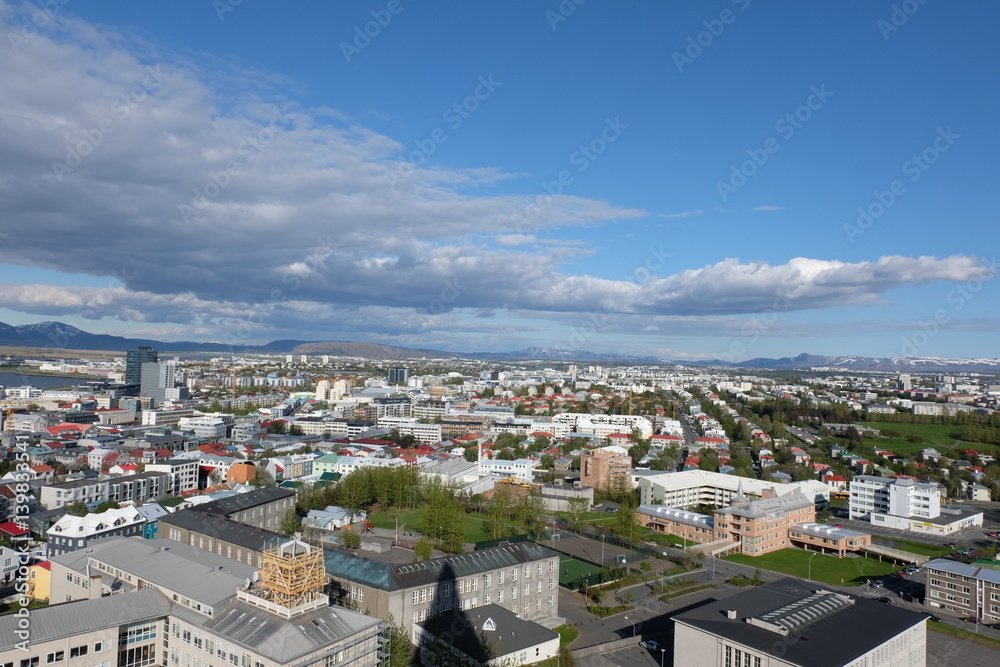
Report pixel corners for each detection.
[30,464,53,473]
[824,474,847,482]
[32,561,51,571]
[0,522,29,537]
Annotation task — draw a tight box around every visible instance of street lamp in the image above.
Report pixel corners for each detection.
[601,533,606,566]
[391,513,399,544]
[624,615,636,637]
[808,551,819,582]
[660,648,666,667]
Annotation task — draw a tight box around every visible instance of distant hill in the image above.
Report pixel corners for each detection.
[1,321,997,372]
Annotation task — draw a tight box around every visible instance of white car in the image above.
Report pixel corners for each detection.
[640,640,661,651]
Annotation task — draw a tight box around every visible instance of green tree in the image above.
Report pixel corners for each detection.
[94,500,120,513]
[485,487,515,540]
[382,613,412,667]
[63,501,89,516]
[414,538,433,561]
[252,466,276,487]
[514,492,546,533]
[279,508,300,536]
[340,529,361,549]
[566,496,591,528]
[612,496,639,542]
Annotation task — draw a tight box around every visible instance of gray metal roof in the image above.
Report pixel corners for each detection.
[170,598,381,664]
[0,589,171,650]
[159,511,283,550]
[192,486,295,517]
[715,492,813,519]
[51,536,258,607]
[924,558,1000,585]
[325,542,560,592]
[418,604,557,660]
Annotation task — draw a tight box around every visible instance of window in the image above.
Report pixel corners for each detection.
[547,595,553,607]
[485,593,491,605]
[120,621,157,646]
[193,632,202,649]
[536,598,541,611]
[20,659,39,667]
[549,560,555,572]
[548,578,554,590]
[511,568,517,582]
[523,603,528,615]
[94,642,108,653]
[45,653,64,664]
[204,639,214,654]
[217,644,226,660]
[412,591,419,604]
[484,574,491,587]
[536,581,542,593]
[69,646,87,658]
[498,589,504,603]
[524,565,530,578]
[182,629,191,644]
[524,584,529,596]
[511,587,517,600]
[442,583,451,597]
[498,571,504,585]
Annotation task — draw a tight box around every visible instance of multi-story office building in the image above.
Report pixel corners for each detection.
[126,346,158,385]
[324,541,561,635]
[376,417,441,445]
[140,360,175,408]
[387,367,408,385]
[849,475,982,534]
[712,491,816,556]
[372,395,412,419]
[635,469,831,509]
[580,445,632,491]
[20,536,384,667]
[924,558,1000,623]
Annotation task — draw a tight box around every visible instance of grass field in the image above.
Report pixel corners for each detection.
[641,529,696,548]
[725,549,899,586]
[368,508,508,544]
[558,554,601,587]
[553,625,580,648]
[859,421,998,456]
[877,538,953,558]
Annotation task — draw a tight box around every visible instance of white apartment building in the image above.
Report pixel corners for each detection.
[478,458,536,483]
[850,475,982,534]
[147,458,201,495]
[377,416,442,444]
[550,413,653,439]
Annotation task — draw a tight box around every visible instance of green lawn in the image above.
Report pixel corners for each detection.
[877,538,952,558]
[928,621,1000,649]
[368,508,514,544]
[553,624,580,648]
[859,421,998,456]
[725,549,899,586]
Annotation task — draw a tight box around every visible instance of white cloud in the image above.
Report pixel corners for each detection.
[494,234,537,246]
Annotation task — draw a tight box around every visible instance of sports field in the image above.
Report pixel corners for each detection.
[558,554,601,587]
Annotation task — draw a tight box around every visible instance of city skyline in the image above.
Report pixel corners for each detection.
[0,1,997,361]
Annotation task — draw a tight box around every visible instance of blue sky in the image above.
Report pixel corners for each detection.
[0,0,997,360]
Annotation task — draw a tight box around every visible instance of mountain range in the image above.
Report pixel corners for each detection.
[1,321,998,372]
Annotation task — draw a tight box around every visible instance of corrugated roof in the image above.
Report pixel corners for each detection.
[325,542,560,592]
[170,598,381,664]
[0,589,171,650]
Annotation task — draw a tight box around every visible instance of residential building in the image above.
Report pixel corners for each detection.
[39,478,110,510]
[672,578,927,667]
[47,505,146,556]
[477,457,536,483]
[924,558,1000,623]
[580,445,632,491]
[189,485,296,531]
[146,457,200,495]
[376,416,441,444]
[324,541,561,635]
[637,504,715,544]
[159,510,283,567]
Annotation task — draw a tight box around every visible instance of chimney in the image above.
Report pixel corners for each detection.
[726,609,737,620]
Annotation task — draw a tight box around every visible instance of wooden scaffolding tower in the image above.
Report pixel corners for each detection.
[259,535,326,608]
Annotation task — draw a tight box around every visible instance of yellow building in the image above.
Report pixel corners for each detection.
[27,561,51,601]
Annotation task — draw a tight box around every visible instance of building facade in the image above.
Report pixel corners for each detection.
[924,558,1000,624]
[580,445,632,491]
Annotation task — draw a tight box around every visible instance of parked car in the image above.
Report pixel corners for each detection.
[905,567,919,575]
[874,596,892,604]
[872,580,884,588]
[639,640,661,651]
[604,507,618,513]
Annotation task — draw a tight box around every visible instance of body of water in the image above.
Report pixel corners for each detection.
[0,372,84,390]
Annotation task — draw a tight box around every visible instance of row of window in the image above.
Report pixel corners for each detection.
[170,622,264,667]
[723,645,761,667]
